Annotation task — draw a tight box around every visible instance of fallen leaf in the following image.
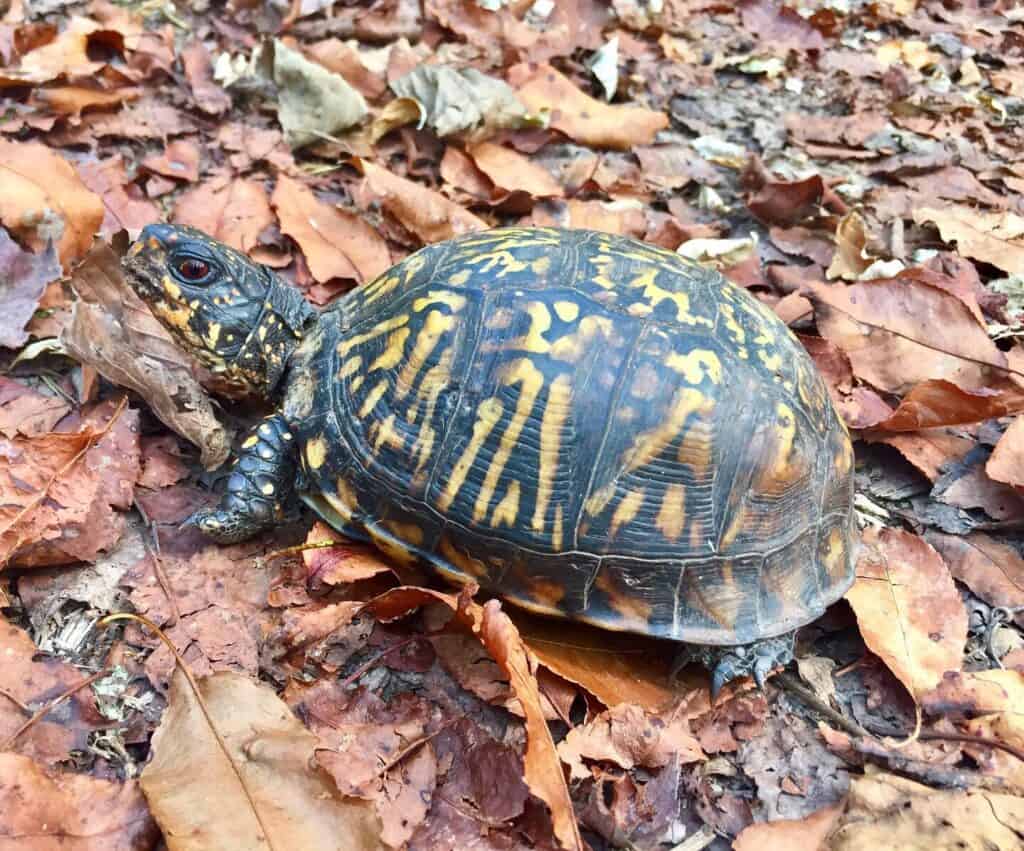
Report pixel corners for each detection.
[63,240,233,469]
[272,38,368,148]
[923,531,1024,628]
[76,155,161,239]
[142,139,201,183]
[511,62,668,151]
[557,703,704,781]
[390,64,530,137]
[272,174,390,284]
[0,139,104,268]
[825,772,1024,850]
[874,378,1024,432]
[747,174,827,228]
[181,40,231,115]
[142,670,385,850]
[0,617,106,764]
[173,174,274,254]
[0,752,158,850]
[302,520,395,588]
[739,0,827,53]
[867,428,973,481]
[826,211,874,280]
[0,377,70,438]
[845,528,967,701]
[0,228,61,349]
[914,207,1024,276]
[2,17,106,84]
[32,84,141,117]
[468,141,562,198]
[804,277,1006,394]
[986,415,1024,489]
[734,802,842,851]
[138,434,190,489]
[357,160,487,244]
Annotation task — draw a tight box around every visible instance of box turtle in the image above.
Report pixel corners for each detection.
[125,224,856,694]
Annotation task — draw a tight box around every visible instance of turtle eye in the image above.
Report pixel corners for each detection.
[177,258,210,282]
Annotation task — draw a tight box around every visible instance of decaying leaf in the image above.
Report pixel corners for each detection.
[0,139,104,269]
[733,803,843,851]
[0,752,159,850]
[845,528,967,701]
[468,141,563,198]
[302,520,395,588]
[142,670,385,850]
[986,415,1024,489]
[63,240,233,469]
[173,174,274,254]
[272,38,368,148]
[272,175,390,284]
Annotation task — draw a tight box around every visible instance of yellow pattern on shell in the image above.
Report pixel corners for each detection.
[438,397,503,512]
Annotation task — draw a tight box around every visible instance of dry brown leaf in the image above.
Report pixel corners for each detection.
[76,155,160,239]
[867,428,973,481]
[826,211,873,280]
[0,752,158,850]
[0,227,61,349]
[845,528,967,702]
[914,206,1024,276]
[734,803,843,851]
[825,772,1024,850]
[468,142,563,198]
[0,378,70,439]
[873,378,1024,432]
[557,703,704,781]
[0,403,138,569]
[2,17,106,84]
[357,159,487,244]
[529,198,647,237]
[272,174,391,283]
[32,84,141,117]
[302,520,395,588]
[747,174,827,228]
[63,240,233,469]
[511,62,667,151]
[142,670,385,850]
[986,415,1024,489]
[923,531,1024,628]
[173,174,274,254]
[366,587,582,850]
[804,277,1006,394]
[0,139,104,268]
[180,40,231,115]
[142,139,201,184]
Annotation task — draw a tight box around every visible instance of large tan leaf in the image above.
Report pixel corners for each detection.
[734,804,843,851]
[0,139,104,269]
[914,206,1024,276]
[845,528,967,702]
[172,174,274,254]
[825,772,1024,850]
[142,670,385,851]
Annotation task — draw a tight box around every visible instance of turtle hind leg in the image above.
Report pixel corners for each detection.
[673,633,795,699]
[184,413,298,544]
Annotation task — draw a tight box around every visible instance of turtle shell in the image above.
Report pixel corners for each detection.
[284,227,856,645]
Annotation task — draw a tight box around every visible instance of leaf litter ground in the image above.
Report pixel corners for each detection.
[1,1,1024,849]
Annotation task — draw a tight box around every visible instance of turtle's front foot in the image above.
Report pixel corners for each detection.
[674,633,795,699]
[184,413,297,544]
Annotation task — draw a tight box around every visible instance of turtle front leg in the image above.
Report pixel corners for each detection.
[184,413,298,543]
[674,633,795,699]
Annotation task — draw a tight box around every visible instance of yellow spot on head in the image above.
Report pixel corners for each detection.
[553,301,579,322]
[305,435,328,469]
[164,280,181,300]
[261,483,275,495]
[242,435,259,449]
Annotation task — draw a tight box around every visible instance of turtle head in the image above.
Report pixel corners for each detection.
[123,223,317,398]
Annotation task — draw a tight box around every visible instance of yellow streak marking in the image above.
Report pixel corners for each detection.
[532,374,572,533]
[553,301,579,322]
[205,322,221,347]
[626,267,711,326]
[472,359,544,524]
[584,482,615,517]
[386,520,424,547]
[626,388,711,472]
[396,310,455,399]
[412,350,453,473]
[759,349,782,372]
[361,274,399,305]
[532,256,552,275]
[552,505,564,551]
[339,356,362,379]
[508,301,552,354]
[666,349,722,385]
[371,414,404,452]
[448,269,471,286]
[720,304,745,344]
[359,379,389,418]
[490,481,521,528]
[412,290,467,313]
[350,376,364,393]
[242,435,259,449]
[550,315,612,363]
[305,435,328,470]
[656,484,686,542]
[337,315,409,357]
[367,525,416,566]
[438,397,503,512]
[609,489,645,537]
[164,280,181,299]
[369,328,410,372]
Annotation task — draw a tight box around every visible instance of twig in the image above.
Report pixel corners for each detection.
[259,538,340,566]
[0,686,32,715]
[338,634,434,690]
[775,672,872,739]
[377,717,462,778]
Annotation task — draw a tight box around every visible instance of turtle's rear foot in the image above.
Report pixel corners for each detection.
[674,633,795,699]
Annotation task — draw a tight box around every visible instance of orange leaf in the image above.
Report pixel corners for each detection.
[468,142,563,198]
[0,139,104,269]
[511,62,668,151]
[173,174,274,254]
[272,174,390,284]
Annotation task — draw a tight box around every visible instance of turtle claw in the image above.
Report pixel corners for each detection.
[685,633,796,700]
